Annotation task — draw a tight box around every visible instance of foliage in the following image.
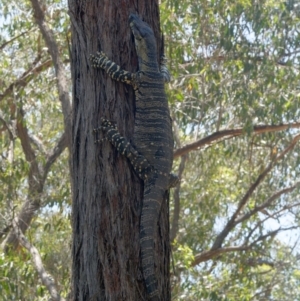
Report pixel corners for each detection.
[0,0,300,300]
[0,0,70,299]
[161,0,300,299]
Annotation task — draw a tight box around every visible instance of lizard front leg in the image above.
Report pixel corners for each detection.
[90,51,138,88]
[94,118,152,180]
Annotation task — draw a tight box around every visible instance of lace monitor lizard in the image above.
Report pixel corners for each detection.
[90,13,176,301]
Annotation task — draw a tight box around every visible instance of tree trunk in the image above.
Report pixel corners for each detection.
[68,1,170,300]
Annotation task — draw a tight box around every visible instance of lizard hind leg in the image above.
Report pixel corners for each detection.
[94,118,153,180]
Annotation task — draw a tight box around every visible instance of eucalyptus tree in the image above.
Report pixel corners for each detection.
[0,0,300,300]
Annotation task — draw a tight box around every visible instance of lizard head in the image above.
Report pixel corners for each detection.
[129,14,158,71]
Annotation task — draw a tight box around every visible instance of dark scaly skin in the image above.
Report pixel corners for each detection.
[90,14,175,301]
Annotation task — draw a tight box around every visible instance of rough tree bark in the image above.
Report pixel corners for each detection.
[68,1,170,300]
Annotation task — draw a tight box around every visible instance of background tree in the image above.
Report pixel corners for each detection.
[0,0,71,299]
[162,1,300,299]
[0,0,300,300]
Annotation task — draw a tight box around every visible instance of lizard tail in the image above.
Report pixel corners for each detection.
[140,183,165,301]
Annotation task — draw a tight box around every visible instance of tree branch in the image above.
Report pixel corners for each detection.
[192,226,299,267]
[29,134,48,155]
[173,123,300,158]
[170,155,187,242]
[192,245,250,265]
[30,0,72,146]
[12,220,66,301]
[16,111,40,176]
[44,132,68,177]
[0,59,53,102]
[245,257,275,268]
[0,29,34,51]
[235,182,300,224]
[3,113,66,250]
[249,226,298,247]
[2,110,44,251]
[2,0,73,251]
[243,201,300,246]
[177,53,297,73]
[211,133,300,250]
[0,109,16,140]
